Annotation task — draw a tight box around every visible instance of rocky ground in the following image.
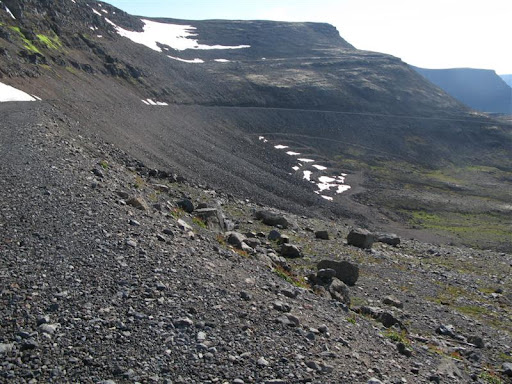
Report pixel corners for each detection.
[1,101,511,384]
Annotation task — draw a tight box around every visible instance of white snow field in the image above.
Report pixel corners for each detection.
[102,17,250,53]
[0,82,38,102]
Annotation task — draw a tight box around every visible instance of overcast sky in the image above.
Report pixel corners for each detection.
[104,0,512,74]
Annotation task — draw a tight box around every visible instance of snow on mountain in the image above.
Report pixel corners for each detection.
[0,82,38,102]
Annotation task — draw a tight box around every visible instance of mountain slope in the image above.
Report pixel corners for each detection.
[414,67,512,114]
[0,0,511,248]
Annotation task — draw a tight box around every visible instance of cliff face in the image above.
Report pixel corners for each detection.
[414,67,512,114]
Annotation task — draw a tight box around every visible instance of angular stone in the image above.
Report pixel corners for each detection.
[347,228,375,249]
[226,232,246,249]
[317,259,359,286]
[177,199,194,213]
[375,232,401,246]
[127,196,149,211]
[328,278,351,305]
[255,210,290,228]
[268,229,281,241]
[383,295,403,309]
[280,243,302,258]
[315,230,329,240]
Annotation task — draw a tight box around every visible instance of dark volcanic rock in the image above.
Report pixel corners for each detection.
[280,243,302,258]
[347,228,375,249]
[317,259,359,286]
[255,210,290,228]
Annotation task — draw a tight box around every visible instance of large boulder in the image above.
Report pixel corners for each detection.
[315,230,330,240]
[347,228,374,249]
[177,198,194,213]
[375,232,401,246]
[280,244,302,258]
[317,259,359,286]
[254,210,290,229]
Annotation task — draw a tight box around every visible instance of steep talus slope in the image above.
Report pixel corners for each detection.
[414,67,512,114]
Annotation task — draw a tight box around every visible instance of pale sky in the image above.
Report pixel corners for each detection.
[104,0,512,74]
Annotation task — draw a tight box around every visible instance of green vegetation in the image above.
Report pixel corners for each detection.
[478,371,504,384]
[384,329,410,347]
[273,265,310,289]
[170,207,185,220]
[9,26,41,54]
[36,33,62,50]
[192,216,207,229]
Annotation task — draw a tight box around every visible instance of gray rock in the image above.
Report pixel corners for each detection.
[255,210,290,228]
[39,323,59,335]
[277,314,300,327]
[174,317,194,327]
[177,199,194,213]
[367,378,383,384]
[278,234,290,244]
[383,295,403,309]
[268,229,281,241]
[127,196,149,211]
[375,232,401,246]
[467,335,485,348]
[397,342,412,357]
[280,288,299,299]
[0,343,14,354]
[153,183,170,192]
[92,168,104,178]
[240,291,252,301]
[280,243,302,258]
[328,278,351,305]
[355,306,402,328]
[347,228,375,249]
[257,357,269,366]
[315,230,329,240]
[226,232,246,249]
[436,324,457,338]
[503,362,512,377]
[317,268,336,282]
[273,300,291,312]
[177,219,193,232]
[317,259,359,286]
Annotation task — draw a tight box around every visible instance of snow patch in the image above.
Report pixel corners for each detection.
[0,82,38,102]
[92,8,102,17]
[143,98,168,106]
[274,145,289,149]
[292,166,300,171]
[303,171,312,181]
[298,158,315,163]
[321,195,333,201]
[168,56,204,63]
[4,5,15,19]
[106,18,250,52]
[312,164,327,171]
[286,151,301,156]
[214,59,230,63]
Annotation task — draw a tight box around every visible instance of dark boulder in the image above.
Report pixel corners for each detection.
[280,243,302,258]
[347,228,375,249]
[317,259,359,286]
[255,210,290,228]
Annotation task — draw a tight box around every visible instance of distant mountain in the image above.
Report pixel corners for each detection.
[500,74,512,87]
[413,67,512,114]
